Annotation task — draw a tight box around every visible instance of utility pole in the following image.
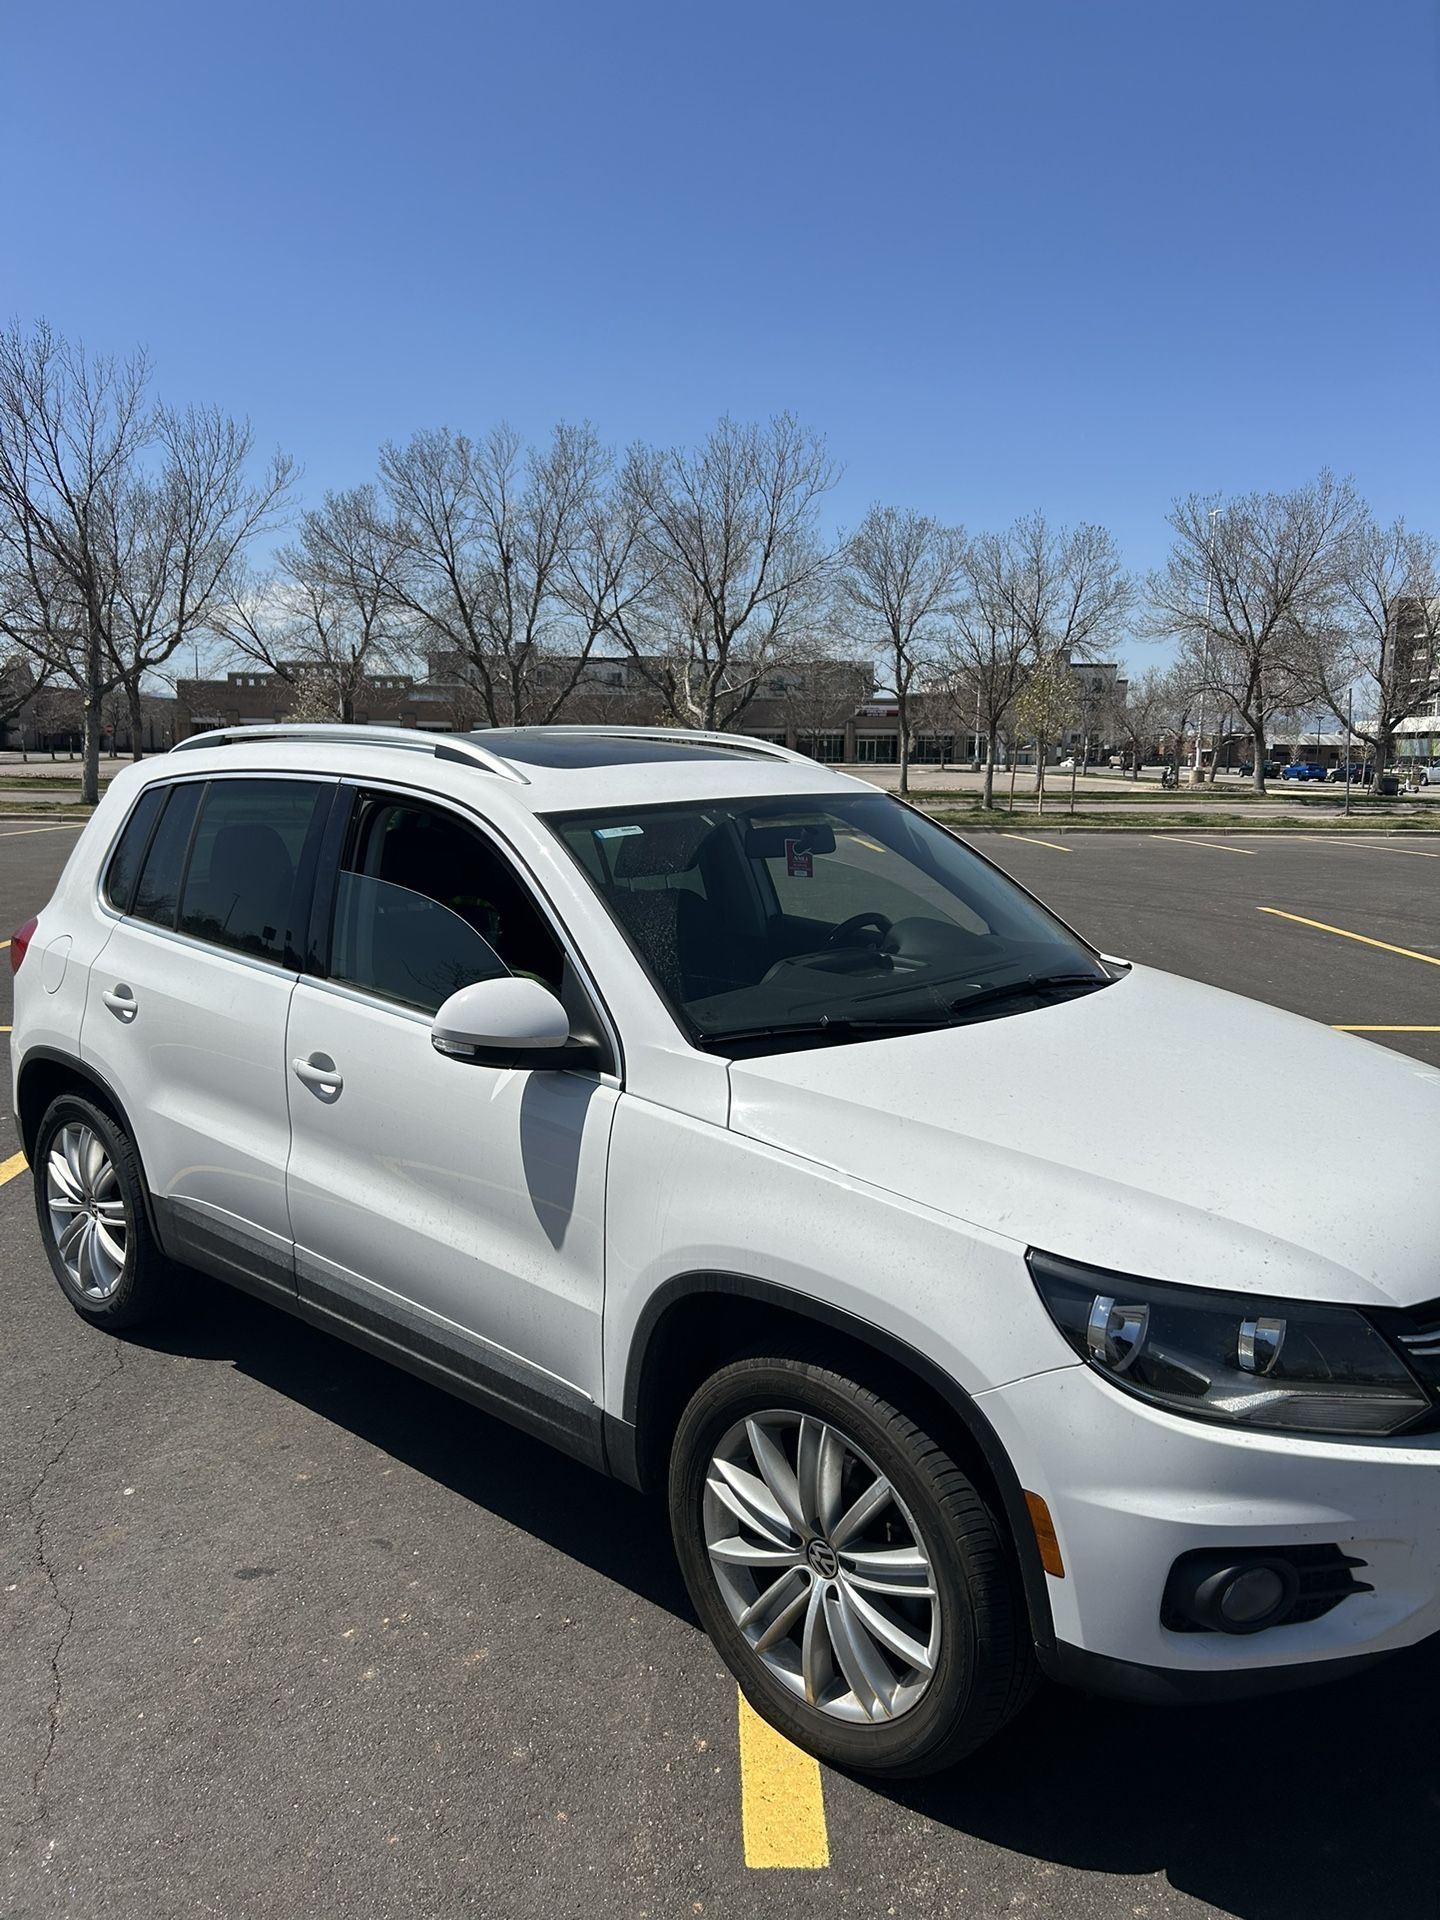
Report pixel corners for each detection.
[1344,687,1353,817]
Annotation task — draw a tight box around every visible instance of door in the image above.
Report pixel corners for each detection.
[284,789,618,1436]
[81,773,335,1291]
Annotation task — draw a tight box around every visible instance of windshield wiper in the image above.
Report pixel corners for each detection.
[947,972,1110,1020]
[696,1012,953,1050]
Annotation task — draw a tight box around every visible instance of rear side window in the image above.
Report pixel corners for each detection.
[103,785,167,913]
[176,779,330,966]
[131,783,204,928]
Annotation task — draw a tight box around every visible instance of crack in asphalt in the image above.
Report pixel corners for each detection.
[21,1336,127,1846]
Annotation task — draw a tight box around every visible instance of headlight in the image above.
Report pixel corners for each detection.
[1028,1250,1431,1437]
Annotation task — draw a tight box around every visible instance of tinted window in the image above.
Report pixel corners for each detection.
[131,783,203,929]
[328,799,563,1013]
[103,785,166,914]
[176,779,330,965]
[550,792,1110,1052]
[331,873,507,1014]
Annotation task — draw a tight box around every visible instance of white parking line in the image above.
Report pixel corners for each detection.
[1151,836,1256,856]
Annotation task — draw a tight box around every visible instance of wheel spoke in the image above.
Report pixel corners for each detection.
[837,1546,935,1598]
[75,1220,100,1295]
[800,1581,834,1707]
[707,1534,802,1568]
[829,1470,895,1550]
[81,1129,107,1196]
[56,1213,88,1261]
[824,1584,897,1720]
[48,1149,83,1204]
[738,1564,807,1635]
[708,1463,794,1549]
[92,1218,127,1273]
[796,1418,845,1538]
[63,1127,87,1194]
[840,1582,934,1673]
[92,1197,126,1224]
[744,1419,808,1536]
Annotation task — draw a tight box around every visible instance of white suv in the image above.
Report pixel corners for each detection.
[10,724,1440,1775]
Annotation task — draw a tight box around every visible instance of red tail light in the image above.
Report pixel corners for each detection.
[9,917,38,975]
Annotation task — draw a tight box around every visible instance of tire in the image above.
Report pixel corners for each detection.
[669,1351,1036,1777]
[32,1093,175,1330]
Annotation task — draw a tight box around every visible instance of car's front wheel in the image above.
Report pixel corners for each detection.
[669,1351,1035,1777]
[33,1093,174,1329]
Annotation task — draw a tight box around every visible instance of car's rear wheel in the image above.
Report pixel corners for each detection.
[33,1093,174,1329]
[669,1351,1036,1776]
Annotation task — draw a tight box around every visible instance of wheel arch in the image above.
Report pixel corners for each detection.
[15,1049,164,1243]
[612,1270,1056,1656]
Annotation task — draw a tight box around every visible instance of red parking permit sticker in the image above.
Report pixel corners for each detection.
[785,838,814,878]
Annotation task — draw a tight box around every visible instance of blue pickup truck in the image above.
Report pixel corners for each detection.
[1281,762,1328,781]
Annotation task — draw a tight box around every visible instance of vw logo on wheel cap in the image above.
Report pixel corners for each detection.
[806,1538,839,1579]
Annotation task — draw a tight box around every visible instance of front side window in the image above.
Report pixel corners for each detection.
[328,798,563,1015]
[549,792,1112,1054]
[176,778,330,965]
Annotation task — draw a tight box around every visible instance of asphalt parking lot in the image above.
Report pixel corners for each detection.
[3,821,1438,1920]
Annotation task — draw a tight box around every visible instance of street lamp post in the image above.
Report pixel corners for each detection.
[1192,507,1219,785]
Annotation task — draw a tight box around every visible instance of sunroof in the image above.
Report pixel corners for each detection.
[468,731,778,769]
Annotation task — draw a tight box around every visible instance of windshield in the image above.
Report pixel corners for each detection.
[548,792,1113,1054]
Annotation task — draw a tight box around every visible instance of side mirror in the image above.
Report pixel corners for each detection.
[431,976,598,1070]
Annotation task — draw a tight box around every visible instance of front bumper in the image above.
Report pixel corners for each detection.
[979,1362,1440,1686]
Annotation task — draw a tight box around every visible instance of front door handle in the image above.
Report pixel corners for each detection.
[101,984,137,1023]
[292,1053,343,1099]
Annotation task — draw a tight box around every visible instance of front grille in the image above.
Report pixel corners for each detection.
[1372,1297,1440,1408]
[1282,1544,1374,1625]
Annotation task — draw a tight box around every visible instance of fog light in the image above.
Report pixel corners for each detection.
[1218,1565,1288,1626]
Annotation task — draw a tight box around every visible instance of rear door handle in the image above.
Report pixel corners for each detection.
[292,1054,343,1099]
[101,984,137,1023]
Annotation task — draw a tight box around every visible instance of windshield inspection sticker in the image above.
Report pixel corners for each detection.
[785,837,814,878]
[595,825,644,839]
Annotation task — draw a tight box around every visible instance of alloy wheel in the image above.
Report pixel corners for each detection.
[703,1409,941,1723]
[45,1122,129,1301]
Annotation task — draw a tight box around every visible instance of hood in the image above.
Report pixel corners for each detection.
[726,965,1440,1310]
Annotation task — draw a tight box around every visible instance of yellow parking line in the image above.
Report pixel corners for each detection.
[1333,1025,1440,1032]
[1153,836,1256,856]
[0,1151,28,1187]
[998,833,1073,854]
[737,1690,830,1869]
[1259,908,1440,967]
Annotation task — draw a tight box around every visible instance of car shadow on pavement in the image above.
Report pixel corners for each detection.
[885,1638,1440,1920]
[127,1273,695,1625]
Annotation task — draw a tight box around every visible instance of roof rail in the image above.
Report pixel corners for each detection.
[171,723,530,785]
[493,724,811,765]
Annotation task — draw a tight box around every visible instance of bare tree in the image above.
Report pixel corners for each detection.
[213,486,413,721]
[1113,664,1179,778]
[840,506,965,796]
[1012,654,1080,814]
[774,639,873,757]
[1148,473,1362,792]
[378,423,619,728]
[942,530,1031,809]
[1301,513,1440,777]
[0,646,45,755]
[0,322,152,801]
[104,404,291,758]
[606,414,837,731]
[1008,513,1133,674]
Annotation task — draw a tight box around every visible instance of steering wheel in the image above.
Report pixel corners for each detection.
[826,911,892,949]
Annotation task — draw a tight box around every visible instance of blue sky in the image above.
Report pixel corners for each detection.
[4,0,1437,643]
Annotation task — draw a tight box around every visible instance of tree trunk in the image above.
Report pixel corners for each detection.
[981,727,997,810]
[82,686,103,807]
[1251,719,1267,794]
[128,681,146,761]
[896,691,910,797]
[1035,739,1047,814]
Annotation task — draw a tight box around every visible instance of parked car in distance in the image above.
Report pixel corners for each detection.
[11,724,1440,1777]
[1237,760,1285,778]
[1417,764,1440,786]
[1327,763,1373,784]
[1281,762,1328,781]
